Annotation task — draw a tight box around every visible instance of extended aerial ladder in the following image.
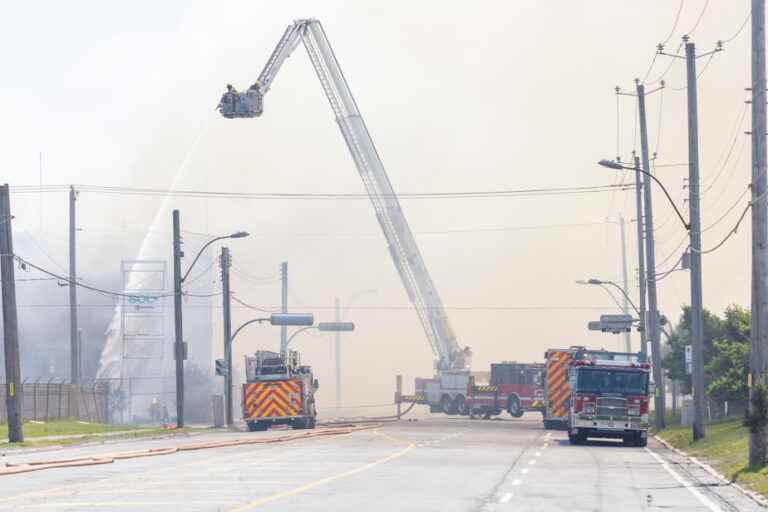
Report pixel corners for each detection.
[217,19,469,375]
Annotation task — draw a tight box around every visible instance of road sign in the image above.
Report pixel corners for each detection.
[215,358,228,377]
[685,345,692,375]
[588,314,633,334]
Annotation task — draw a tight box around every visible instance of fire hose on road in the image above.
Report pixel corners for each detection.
[0,423,382,477]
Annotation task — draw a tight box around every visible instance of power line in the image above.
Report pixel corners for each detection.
[701,186,750,233]
[663,1,686,45]
[641,1,685,83]
[11,254,219,299]
[9,183,634,201]
[724,11,751,43]
[685,0,710,36]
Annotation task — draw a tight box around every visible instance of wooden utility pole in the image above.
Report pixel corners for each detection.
[750,0,768,466]
[0,184,23,442]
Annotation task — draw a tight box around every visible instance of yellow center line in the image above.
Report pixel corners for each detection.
[228,442,415,511]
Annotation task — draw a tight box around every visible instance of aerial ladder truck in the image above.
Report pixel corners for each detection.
[217,19,471,415]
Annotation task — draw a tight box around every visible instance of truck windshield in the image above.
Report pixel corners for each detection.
[576,369,648,395]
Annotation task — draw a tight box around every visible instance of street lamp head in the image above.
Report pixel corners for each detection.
[587,278,603,285]
[317,322,355,332]
[229,231,249,239]
[598,159,625,171]
[269,313,314,326]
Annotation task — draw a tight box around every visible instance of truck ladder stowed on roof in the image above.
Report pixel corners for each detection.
[218,19,468,372]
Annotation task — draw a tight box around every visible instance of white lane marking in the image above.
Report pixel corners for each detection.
[521,468,529,474]
[645,448,722,512]
[545,432,552,440]
[528,459,537,465]
[499,492,513,503]
[535,452,542,457]
[512,479,522,486]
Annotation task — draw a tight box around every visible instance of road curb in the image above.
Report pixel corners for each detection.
[654,434,768,509]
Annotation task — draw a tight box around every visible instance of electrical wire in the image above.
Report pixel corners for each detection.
[701,186,750,233]
[9,183,635,201]
[663,1,686,45]
[694,202,751,254]
[11,254,220,299]
[724,11,751,43]
[641,0,685,84]
[685,0,710,37]
[231,295,276,313]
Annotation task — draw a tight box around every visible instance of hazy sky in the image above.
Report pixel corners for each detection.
[0,1,755,406]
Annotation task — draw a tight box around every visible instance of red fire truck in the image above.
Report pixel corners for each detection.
[543,346,643,430]
[568,358,652,446]
[466,362,545,419]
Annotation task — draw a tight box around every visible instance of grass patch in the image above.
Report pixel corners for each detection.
[657,417,768,497]
[0,418,205,449]
[0,418,140,439]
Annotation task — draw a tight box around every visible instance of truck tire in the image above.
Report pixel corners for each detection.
[247,421,269,432]
[568,431,585,445]
[441,395,457,415]
[508,396,523,418]
[453,395,468,416]
[632,433,647,447]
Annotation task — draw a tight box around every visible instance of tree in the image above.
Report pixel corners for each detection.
[663,304,750,405]
[662,306,723,394]
[706,338,749,404]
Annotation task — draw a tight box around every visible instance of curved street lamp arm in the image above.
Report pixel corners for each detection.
[635,167,690,231]
[602,281,641,316]
[182,236,228,282]
[285,326,318,348]
[230,317,269,344]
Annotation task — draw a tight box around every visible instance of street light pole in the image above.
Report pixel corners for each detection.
[335,297,341,409]
[618,213,631,352]
[172,211,249,428]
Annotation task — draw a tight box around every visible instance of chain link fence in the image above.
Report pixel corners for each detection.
[0,379,108,423]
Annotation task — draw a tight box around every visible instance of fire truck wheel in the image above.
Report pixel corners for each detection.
[247,421,269,432]
[629,433,647,447]
[441,395,457,415]
[453,396,468,416]
[508,396,523,418]
[568,431,586,445]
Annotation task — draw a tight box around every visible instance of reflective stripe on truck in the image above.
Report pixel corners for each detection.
[244,380,303,419]
[546,351,572,419]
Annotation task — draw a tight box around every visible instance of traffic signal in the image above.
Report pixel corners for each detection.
[215,359,228,377]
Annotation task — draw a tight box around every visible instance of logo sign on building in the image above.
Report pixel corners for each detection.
[127,294,161,312]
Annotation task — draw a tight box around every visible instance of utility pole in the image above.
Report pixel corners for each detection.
[618,213,631,352]
[69,186,80,384]
[684,36,706,441]
[0,184,23,442]
[636,80,666,429]
[750,0,768,466]
[172,209,186,428]
[633,154,649,361]
[280,262,288,353]
[220,246,233,426]
[335,297,342,409]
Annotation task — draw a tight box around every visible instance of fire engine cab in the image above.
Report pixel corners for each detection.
[567,358,653,446]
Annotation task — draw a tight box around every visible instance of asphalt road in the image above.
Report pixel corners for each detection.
[0,414,762,511]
